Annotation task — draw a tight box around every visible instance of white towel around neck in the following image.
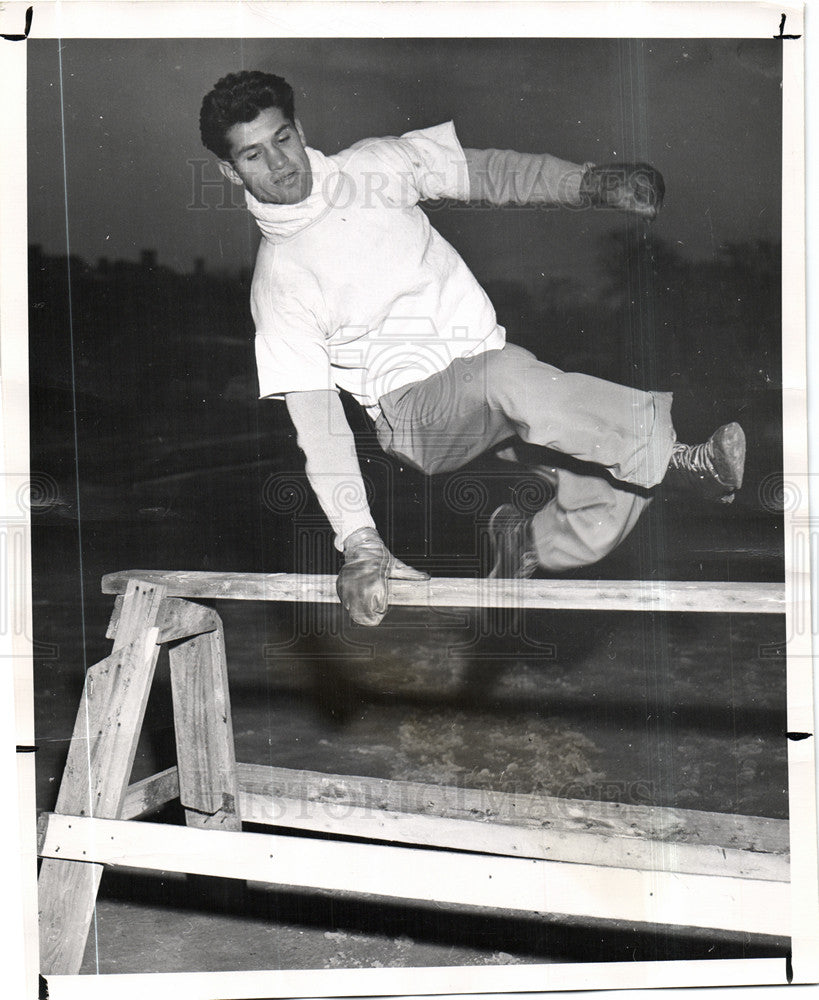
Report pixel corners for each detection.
[244,146,344,244]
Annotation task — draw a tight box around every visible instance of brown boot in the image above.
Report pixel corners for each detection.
[665,422,746,503]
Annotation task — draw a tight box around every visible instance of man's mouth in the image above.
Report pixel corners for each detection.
[275,171,298,187]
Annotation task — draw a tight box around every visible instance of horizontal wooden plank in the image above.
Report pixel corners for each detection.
[237,763,790,856]
[101,571,785,614]
[119,763,788,879]
[240,794,789,883]
[116,763,788,879]
[38,813,790,936]
[122,766,180,820]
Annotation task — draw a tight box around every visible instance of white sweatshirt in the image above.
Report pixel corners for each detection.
[247,122,506,419]
[245,122,584,549]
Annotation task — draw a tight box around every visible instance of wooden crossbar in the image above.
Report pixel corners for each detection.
[39,572,790,975]
[118,762,789,882]
[102,570,785,614]
[38,813,790,937]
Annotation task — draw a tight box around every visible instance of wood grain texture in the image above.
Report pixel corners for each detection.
[38,579,167,975]
[116,760,789,880]
[156,598,219,644]
[42,571,786,968]
[121,766,180,820]
[102,570,785,614]
[38,814,791,937]
[234,763,789,880]
[37,857,104,976]
[238,794,788,882]
[169,613,240,829]
[107,595,217,644]
[54,583,166,819]
[105,594,124,640]
[234,763,789,853]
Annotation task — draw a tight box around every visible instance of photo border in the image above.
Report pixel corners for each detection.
[2,2,815,998]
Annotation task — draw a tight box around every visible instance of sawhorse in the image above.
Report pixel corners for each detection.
[37,571,789,975]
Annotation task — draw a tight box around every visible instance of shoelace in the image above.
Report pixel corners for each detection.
[670,439,717,478]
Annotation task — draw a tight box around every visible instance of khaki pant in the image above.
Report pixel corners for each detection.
[375,343,675,571]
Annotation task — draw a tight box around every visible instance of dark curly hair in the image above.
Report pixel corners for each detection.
[200,71,295,160]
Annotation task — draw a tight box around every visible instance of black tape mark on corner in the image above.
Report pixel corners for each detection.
[774,13,801,40]
[0,5,33,41]
[787,732,813,742]
[785,949,793,984]
[16,745,39,753]
[39,973,49,999]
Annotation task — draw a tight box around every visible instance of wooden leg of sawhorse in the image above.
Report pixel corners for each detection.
[168,609,240,833]
[38,580,168,975]
[168,605,242,912]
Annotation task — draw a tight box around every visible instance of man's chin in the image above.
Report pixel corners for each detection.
[253,173,312,206]
[259,186,310,206]
[256,192,301,206]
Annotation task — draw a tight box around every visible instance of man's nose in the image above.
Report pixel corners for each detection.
[265,144,288,171]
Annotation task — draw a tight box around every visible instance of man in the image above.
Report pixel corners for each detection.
[199,70,745,626]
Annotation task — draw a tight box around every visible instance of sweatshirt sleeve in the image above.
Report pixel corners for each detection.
[463,147,587,206]
[340,122,471,205]
[251,247,334,400]
[397,121,471,201]
[254,320,334,400]
[287,390,377,551]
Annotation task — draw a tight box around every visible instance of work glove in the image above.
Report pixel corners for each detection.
[337,527,429,626]
[579,162,665,220]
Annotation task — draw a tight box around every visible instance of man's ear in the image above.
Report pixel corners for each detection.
[218,159,244,187]
[294,118,307,145]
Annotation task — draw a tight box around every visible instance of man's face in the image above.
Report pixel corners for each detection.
[219,107,312,205]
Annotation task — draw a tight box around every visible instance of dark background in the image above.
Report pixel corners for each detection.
[28,37,782,281]
[28,38,789,971]
[28,36,784,579]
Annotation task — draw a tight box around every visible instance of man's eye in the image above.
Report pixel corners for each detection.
[246,151,260,161]
[278,132,290,143]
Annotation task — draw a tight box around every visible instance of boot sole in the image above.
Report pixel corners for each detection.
[712,422,746,493]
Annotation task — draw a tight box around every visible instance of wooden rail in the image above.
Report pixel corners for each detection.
[38,813,789,938]
[117,762,790,882]
[102,570,785,615]
[39,573,789,975]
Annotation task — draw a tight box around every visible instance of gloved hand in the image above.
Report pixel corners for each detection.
[579,162,665,220]
[337,527,429,626]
